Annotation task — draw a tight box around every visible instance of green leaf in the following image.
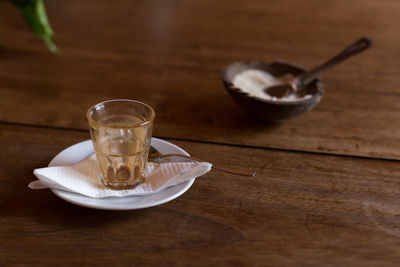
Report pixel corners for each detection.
[10,0,59,53]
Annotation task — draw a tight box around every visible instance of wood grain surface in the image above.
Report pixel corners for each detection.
[1,0,400,265]
[1,124,400,265]
[0,0,399,159]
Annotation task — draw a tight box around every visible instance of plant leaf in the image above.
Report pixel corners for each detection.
[10,0,58,53]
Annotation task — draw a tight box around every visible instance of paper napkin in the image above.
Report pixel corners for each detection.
[29,154,212,198]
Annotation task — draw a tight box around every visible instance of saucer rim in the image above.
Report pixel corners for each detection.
[48,138,195,210]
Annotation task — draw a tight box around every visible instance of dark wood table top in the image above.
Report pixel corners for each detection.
[2,0,400,265]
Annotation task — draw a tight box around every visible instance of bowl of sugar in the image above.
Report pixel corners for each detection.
[222,61,324,123]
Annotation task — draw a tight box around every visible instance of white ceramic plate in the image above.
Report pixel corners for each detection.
[48,138,195,210]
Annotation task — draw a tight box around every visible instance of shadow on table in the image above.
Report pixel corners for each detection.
[3,176,245,249]
[2,179,150,229]
[155,94,281,134]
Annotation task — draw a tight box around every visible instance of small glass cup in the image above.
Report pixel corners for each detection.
[87,99,155,190]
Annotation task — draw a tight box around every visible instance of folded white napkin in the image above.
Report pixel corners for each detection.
[29,154,212,198]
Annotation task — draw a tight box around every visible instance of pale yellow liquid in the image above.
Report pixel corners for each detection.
[90,114,152,189]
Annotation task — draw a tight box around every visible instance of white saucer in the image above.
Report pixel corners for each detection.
[48,138,195,210]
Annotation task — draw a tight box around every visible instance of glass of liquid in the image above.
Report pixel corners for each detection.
[87,99,155,190]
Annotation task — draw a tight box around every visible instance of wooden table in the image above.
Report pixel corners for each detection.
[1,0,400,265]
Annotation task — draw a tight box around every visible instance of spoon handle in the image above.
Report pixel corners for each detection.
[152,153,256,177]
[294,37,373,90]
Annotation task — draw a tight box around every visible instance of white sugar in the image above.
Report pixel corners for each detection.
[232,69,312,101]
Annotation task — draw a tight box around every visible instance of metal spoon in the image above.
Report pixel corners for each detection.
[148,151,256,177]
[264,37,373,99]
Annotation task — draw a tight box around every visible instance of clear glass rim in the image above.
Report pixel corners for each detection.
[86,99,155,128]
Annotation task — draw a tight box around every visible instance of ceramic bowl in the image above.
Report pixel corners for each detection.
[222,61,324,123]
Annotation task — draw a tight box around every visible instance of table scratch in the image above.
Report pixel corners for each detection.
[175,215,192,241]
[363,202,400,238]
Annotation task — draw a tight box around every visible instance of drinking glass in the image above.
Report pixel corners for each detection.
[87,99,155,189]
